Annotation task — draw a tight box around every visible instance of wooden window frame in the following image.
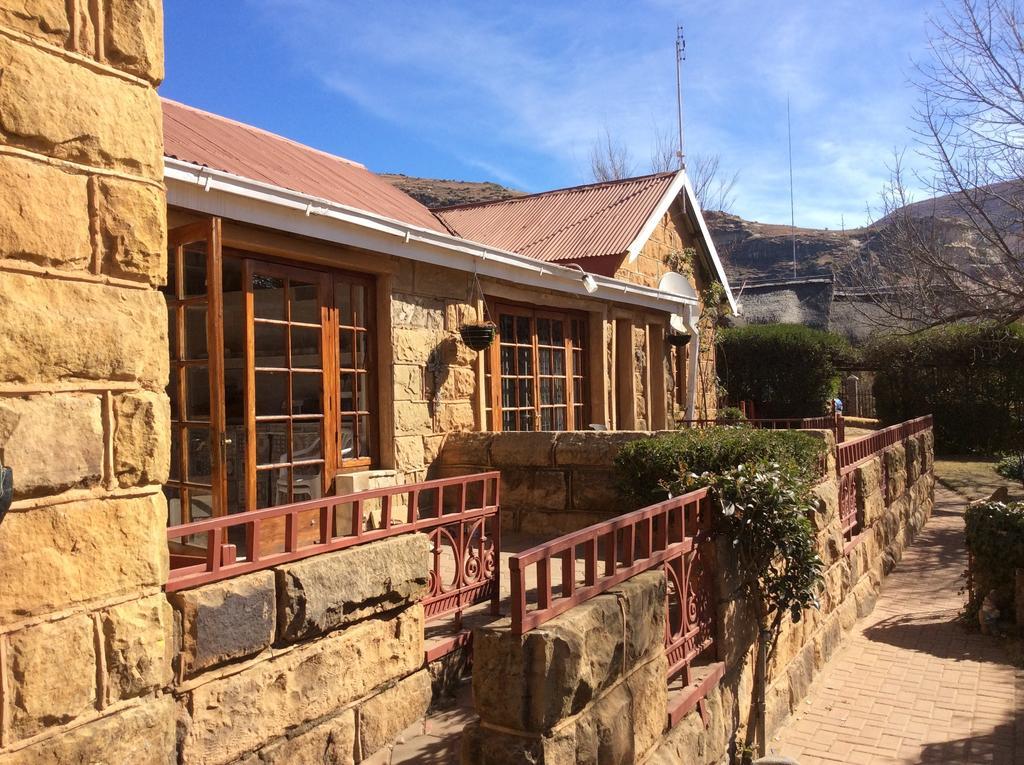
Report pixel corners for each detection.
[486,302,589,432]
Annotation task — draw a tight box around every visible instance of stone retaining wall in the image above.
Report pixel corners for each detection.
[170,534,432,765]
[436,430,665,535]
[462,428,936,764]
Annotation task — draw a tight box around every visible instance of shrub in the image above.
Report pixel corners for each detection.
[963,500,1024,620]
[717,406,747,421]
[995,453,1024,484]
[615,427,828,508]
[670,463,823,633]
[866,323,1024,455]
[716,324,854,418]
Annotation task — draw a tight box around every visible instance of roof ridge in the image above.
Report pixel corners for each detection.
[518,179,666,255]
[161,97,367,171]
[432,170,675,212]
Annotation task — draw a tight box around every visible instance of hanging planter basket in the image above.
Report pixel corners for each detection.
[460,322,497,352]
[666,331,692,347]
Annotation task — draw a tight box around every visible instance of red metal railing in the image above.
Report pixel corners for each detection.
[836,415,932,475]
[166,472,501,628]
[508,488,719,725]
[834,415,933,551]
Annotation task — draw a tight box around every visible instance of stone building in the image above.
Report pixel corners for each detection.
[161,99,735,529]
[0,3,737,761]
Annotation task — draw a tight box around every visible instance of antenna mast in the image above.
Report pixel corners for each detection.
[787,96,797,278]
[675,25,686,169]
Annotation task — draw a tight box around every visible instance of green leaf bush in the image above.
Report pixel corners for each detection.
[716,324,854,418]
[615,427,828,508]
[963,500,1024,620]
[615,429,827,641]
[995,453,1024,483]
[866,323,1024,455]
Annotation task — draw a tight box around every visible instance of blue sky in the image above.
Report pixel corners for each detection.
[162,1,938,229]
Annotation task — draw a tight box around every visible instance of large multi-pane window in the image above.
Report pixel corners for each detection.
[486,304,588,432]
[163,218,377,529]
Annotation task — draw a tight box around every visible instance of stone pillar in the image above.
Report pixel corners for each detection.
[0,1,172,760]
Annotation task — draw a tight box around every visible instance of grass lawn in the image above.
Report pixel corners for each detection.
[935,457,1024,503]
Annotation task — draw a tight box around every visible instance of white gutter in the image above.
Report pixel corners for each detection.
[164,158,699,314]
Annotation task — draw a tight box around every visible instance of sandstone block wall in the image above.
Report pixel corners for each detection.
[171,534,432,765]
[436,430,668,535]
[464,572,669,764]
[460,428,936,764]
[0,1,172,761]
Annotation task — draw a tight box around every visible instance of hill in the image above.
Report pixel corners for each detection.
[379,174,524,209]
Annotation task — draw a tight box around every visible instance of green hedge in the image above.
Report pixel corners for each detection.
[866,323,1024,455]
[716,324,853,418]
[615,427,828,508]
[963,500,1024,619]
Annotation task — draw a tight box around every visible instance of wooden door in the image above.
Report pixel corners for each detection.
[164,219,228,526]
[243,260,334,516]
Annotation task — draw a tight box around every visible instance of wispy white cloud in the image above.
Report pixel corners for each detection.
[249,0,940,227]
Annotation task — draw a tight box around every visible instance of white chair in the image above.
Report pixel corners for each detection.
[276,437,323,504]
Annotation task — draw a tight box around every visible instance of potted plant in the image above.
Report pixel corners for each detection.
[666,330,692,347]
[460,321,497,351]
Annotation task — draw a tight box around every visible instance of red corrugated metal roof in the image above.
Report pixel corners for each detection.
[434,172,676,262]
[162,98,446,233]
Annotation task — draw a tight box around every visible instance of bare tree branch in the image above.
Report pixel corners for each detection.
[589,128,635,181]
[687,153,740,213]
[836,0,1024,331]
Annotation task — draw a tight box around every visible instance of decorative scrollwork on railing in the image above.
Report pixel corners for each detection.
[422,513,500,622]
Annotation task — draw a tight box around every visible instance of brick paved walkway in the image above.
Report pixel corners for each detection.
[770,486,1023,764]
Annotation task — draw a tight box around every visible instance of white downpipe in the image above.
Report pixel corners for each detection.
[685,305,701,420]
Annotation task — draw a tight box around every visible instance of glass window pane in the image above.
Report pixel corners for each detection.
[185,426,212,481]
[186,366,211,420]
[356,372,369,412]
[537,318,551,345]
[166,302,178,358]
[502,410,516,431]
[540,379,552,405]
[290,281,320,324]
[357,414,371,458]
[553,379,566,405]
[553,351,565,375]
[291,326,321,369]
[169,428,181,480]
[292,373,323,415]
[539,349,551,375]
[340,373,355,414]
[340,416,356,459]
[184,305,208,360]
[254,322,287,367]
[256,421,288,466]
[516,316,530,342]
[501,378,515,407]
[551,320,564,345]
[518,378,532,407]
[293,420,322,459]
[517,348,532,375]
[353,284,366,327]
[339,329,354,369]
[253,274,286,320]
[541,408,553,431]
[167,372,179,421]
[355,331,369,369]
[553,409,566,431]
[183,244,207,297]
[501,347,514,375]
[255,372,288,417]
[255,467,283,510]
[224,368,245,424]
[499,314,514,338]
[335,282,353,326]
[519,410,535,431]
